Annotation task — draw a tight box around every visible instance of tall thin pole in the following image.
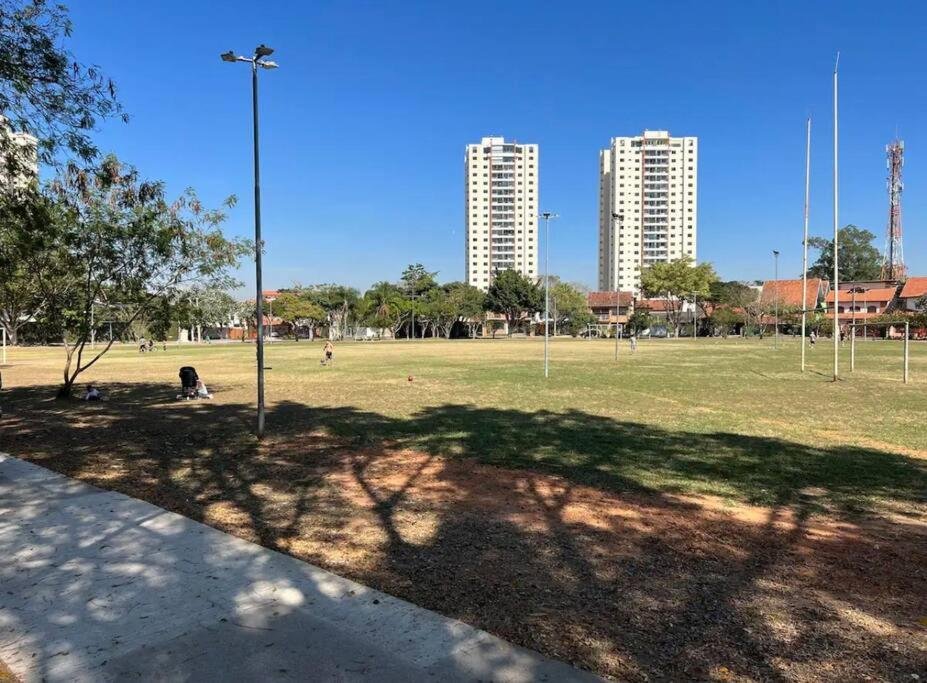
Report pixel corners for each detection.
[544,214,550,378]
[252,61,266,438]
[693,292,697,339]
[773,251,779,349]
[801,118,811,372]
[833,53,840,381]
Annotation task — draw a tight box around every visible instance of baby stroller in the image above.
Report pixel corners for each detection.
[179,366,199,400]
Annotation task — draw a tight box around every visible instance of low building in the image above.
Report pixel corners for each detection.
[758,278,828,311]
[587,291,633,326]
[824,285,898,323]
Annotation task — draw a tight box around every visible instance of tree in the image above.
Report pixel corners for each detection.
[550,281,593,336]
[273,289,325,339]
[33,156,247,397]
[0,187,57,343]
[306,284,359,340]
[0,0,126,169]
[484,269,542,336]
[710,307,742,338]
[400,263,438,295]
[445,282,486,338]
[362,281,406,337]
[627,307,652,335]
[177,285,239,342]
[807,225,882,282]
[640,258,717,337]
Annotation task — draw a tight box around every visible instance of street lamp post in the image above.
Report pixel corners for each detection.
[773,250,780,349]
[221,45,279,439]
[540,212,558,378]
[612,212,623,361]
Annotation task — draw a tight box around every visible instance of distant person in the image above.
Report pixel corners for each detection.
[138,337,147,353]
[84,384,102,401]
[322,340,334,365]
[809,330,816,349]
[147,339,154,352]
[629,334,638,352]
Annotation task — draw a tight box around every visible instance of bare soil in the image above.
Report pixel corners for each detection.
[3,393,925,681]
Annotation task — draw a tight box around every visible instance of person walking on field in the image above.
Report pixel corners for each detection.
[322,340,334,366]
[809,330,816,349]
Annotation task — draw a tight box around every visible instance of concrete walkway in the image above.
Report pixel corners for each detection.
[0,454,598,682]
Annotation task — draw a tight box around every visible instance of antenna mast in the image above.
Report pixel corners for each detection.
[880,140,907,280]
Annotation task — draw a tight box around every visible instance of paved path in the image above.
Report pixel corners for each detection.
[0,454,598,682]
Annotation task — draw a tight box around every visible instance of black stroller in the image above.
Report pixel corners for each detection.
[179,366,199,400]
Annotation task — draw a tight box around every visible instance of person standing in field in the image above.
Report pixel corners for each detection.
[322,340,334,366]
[809,330,816,349]
[629,334,638,352]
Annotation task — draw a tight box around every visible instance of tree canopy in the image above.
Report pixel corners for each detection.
[485,269,543,335]
[31,156,247,396]
[807,225,882,282]
[0,0,126,168]
[640,258,717,336]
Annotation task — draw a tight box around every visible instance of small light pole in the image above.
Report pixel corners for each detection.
[773,250,780,349]
[540,212,559,378]
[221,44,279,438]
[612,212,624,362]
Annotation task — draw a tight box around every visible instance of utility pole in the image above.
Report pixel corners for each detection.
[801,117,811,372]
[221,44,279,437]
[540,212,559,378]
[833,52,840,381]
[773,250,780,349]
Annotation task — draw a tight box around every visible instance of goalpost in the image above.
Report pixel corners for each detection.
[848,320,910,384]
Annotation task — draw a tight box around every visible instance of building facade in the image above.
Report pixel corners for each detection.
[465,136,538,291]
[0,129,38,189]
[598,130,698,295]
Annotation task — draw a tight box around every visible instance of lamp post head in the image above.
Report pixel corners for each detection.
[255,44,274,58]
[773,250,780,257]
[259,60,279,69]
[220,51,238,62]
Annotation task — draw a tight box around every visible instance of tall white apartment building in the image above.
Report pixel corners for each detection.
[598,130,698,295]
[465,136,538,290]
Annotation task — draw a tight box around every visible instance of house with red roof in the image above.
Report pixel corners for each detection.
[898,277,927,313]
[824,285,899,322]
[759,278,827,311]
[587,291,633,325]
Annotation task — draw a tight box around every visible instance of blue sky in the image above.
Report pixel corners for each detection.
[65,1,927,293]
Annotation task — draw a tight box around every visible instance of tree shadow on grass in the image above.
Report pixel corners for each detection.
[2,383,926,680]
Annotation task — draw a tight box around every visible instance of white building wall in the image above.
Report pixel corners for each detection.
[598,131,698,295]
[465,137,538,291]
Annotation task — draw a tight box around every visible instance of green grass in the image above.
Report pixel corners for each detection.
[4,336,926,517]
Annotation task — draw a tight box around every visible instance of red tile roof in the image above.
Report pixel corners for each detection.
[636,298,674,312]
[759,279,825,308]
[825,287,897,303]
[588,291,633,307]
[900,277,927,299]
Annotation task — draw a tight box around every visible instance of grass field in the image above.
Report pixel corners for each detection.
[2,337,926,681]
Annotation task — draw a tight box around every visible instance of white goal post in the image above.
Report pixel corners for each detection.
[847,320,910,384]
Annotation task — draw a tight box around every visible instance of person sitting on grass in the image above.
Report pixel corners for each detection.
[195,379,212,399]
[84,384,102,401]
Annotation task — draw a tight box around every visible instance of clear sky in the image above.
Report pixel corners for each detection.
[65,1,927,293]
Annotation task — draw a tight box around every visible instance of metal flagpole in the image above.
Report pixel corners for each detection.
[801,117,811,372]
[833,53,840,381]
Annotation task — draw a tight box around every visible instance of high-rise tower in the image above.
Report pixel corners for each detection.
[465,137,538,291]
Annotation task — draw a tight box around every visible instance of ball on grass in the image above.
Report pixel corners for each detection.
[408,375,414,382]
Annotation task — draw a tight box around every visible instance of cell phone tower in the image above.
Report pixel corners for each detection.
[880,139,907,280]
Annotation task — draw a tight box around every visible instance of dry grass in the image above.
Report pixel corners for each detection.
[1,337,926,681]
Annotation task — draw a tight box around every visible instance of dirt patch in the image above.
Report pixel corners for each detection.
[2,392,926,681]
